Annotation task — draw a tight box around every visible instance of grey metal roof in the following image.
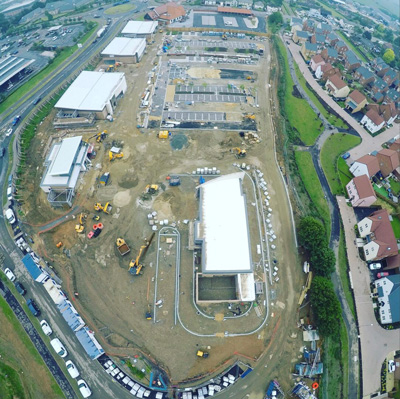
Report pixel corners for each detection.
[305,42,318,51]
[387,275,400,323]
[355,66,374,80]
[48,136,82,176]
[296,31,310,39]
[0,55,35,87]
[345,50,360,65]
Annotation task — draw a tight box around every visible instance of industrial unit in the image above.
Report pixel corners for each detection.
[194,172,255,303]
[40,136,90,207]
[101,37,146,64]
[54,71,127,121]
[0,55,35,88]
[121,20,158,40]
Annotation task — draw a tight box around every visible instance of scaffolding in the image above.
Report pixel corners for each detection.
[48,188,74,208]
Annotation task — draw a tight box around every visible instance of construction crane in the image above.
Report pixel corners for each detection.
[94,202,112,214]
[144,184,159,195]
[129,233,155,275]
[89,130,108,143]
[230,147,247,158]
[75,213,87,233]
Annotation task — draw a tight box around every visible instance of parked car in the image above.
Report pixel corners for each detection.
[15,281,26,295]
[6,128,13,137]
[388,360,395,373]
[4,268,16,282]
[33,97,41,105]
[369,263,381,270]
[5,208,16,224]
[27,299,40,316]
[377,272,389,278]
[7,186,12,201]
[0,147,5,157]
[77,379,92,398]
[40,319,53,336]
[65,360,80,378]
[50,338,67,358]
[342,152,350,160]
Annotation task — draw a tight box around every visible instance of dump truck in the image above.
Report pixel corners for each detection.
[169,176,181,186]
[116,238,130,256]
[158,131,171,139]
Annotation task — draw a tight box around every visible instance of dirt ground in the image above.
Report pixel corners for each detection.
[19,34,305,388]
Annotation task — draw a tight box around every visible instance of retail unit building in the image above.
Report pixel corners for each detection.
[101,37,146,64]
[121,20,158,39]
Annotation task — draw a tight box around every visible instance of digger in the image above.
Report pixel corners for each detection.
[89,130,108,143]
[75,213,87,234]
[109,148,124,162]
[144,184,159,195]
[129,233,155,275]
[244,113,255,120]
[231,147,246,158]
[94,202,112,214]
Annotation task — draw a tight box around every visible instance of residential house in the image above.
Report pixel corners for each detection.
[385,88,400,103]
[310,54,325,72]
[266,5,281,13]
[320,47,338,63]
[145,2,186,24]
[361,108,385,134]
[345,90,367,113]
[346,175,377,207]
[253,1,264,10]
[389,139,400,163]
[381,68,398,86]
[316,63,339,80]
[372,91,385,103]
[301,42,318,60]
[302,19,316,33]
[317,22,332,35]
[334,40,348,56]
[357,209,398,261]
[325,74,350,98]
[326,32,339,46]
[349,154,380,178]
[290,16,303,33]
[374,58,390,75]
[237,0,253,9]
[370,76,388,95]
[310,33,326,48]
[293,30,310,44]
[372,103,398,126]
[359,37,375,53]
[376,148,400,177]
[353,66,375,87]
[374,275,400,324]
[344,50,361,72]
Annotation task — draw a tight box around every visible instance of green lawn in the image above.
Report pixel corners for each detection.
[338,158,353,190]
[337,32,368,63]
[293,63,349,130]
[295,150,331,236]
[373,183,389,198]
[105,3,136,14]
[321,134,361,195]
[276,39,323,145]
[389,177,400,194]
[0,361,25,399]
[391,217,400,239]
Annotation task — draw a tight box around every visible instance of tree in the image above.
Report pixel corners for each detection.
[383,29,394,43]
[45,11,53,21]
[269,12,283,26]
[310,246,336,277]
[363,31,372,40]
[383,48,395,64]
[394,36,400,47]
[310,276,341,336]
[297,217,327,252]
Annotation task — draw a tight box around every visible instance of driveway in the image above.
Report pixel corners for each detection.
[337,197,400,398]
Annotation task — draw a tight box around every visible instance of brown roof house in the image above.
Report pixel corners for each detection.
[357,209,398,261]
[389,139,400,163]
[376,148,400,178]
[360,108,385,134]
[345,90,367,113]
[346,175,377,207]
[315,62,339,80]
[349,154,380,178]
[310,54,325,71]
[325,74,350,98]
[145,2,186,24]
[368,103,399,126]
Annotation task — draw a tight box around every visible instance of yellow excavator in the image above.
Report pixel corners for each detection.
[109,151,124,161]
[129,233,155,275]
[89,130,108,143]
[144,184,159,195]
[75,213,87,233]
[94,202,112,214]
[244,113,255,120]
[231,147,247,158]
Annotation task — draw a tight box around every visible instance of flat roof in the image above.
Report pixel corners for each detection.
[55,70,125,111]
[198,173,252,273]
[121,20,158,35]
[101,37,146,56]
[0,56,35,87]
[48,136,82,176]
[75,327,105,360]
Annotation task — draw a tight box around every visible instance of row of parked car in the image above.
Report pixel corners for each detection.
[2,267,92,398]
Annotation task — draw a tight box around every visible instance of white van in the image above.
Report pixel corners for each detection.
[5,208,16,224]
[50,338,68,358]
[7,186,12,201]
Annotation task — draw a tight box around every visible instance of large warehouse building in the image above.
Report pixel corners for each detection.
[55,70,127,120]
[101,37,146,64]
[194,172,255,303]
[121,20,158,39]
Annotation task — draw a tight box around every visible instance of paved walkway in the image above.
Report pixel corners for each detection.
[337,197,400,398]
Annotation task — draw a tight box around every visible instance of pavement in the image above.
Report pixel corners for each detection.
[337,197,400,398]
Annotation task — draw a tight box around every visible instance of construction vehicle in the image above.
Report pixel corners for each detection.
[145,304,152,320]
[75,213,87,234]
[144,184,159,195]
[221,34,227,40]
[116,238,131,256]
[168,176,181,186]
[244,113,255,120]
[94,202,112,214]
[109,147,124,161]
[129,233,155,275]
[89,130,108,143]
[231,148,247,158]
[196,350,209,358]
[99,172,110,185]
[158,131,171,139]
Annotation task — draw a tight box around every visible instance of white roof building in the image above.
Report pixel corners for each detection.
[195,172,255,302]
[101,37,146,63]
[55,71,127,117]
[121,20,158,37]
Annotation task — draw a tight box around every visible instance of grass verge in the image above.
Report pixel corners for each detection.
[337,32,368,63]
[0,361,25,399]
[105,3,136,14]
[293,63,348,129]
[390,217,400,238]
[320,134,361,195]
[295,150,331,236]
[275,38,323,145]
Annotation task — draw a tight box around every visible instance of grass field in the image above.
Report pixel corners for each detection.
[315,0,347,19]
[337,32,368,63]
[0,296,65,399]
[105,3,136,14]
[276,39,323,146]
[321,134,361,195]
[295,150,331,236]
[293,63,349,130]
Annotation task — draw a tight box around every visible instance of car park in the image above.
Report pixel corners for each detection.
[50,338,67,358]
[388,360,395,373]
[65,360,80,378]
[40,319,53,336]
[15,281,26,295]
[369,263,381,270]
[27,299,40,316]
[77,379,92,397]
[4,268,16,282]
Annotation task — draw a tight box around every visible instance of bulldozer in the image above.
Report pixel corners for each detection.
[196,350,209,358]
[244,113,255,120]
[129,233,155,275]
[144,184,159,195]
[109,147,124,162]
[75,213,87,234]
[231,147,247,158]
[94,202,112,214]
[89,130,108,143]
